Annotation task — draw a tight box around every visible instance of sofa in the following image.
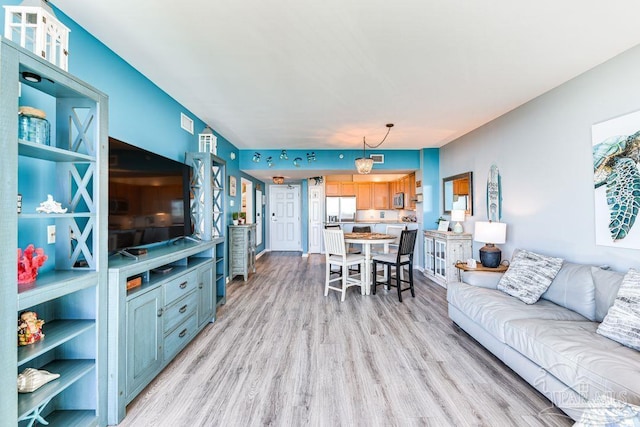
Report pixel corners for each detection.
[447,255,640,421]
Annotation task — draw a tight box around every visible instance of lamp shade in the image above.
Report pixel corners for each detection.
[451,210,466,222]
[474,221,506,244]
[355,157,374,174]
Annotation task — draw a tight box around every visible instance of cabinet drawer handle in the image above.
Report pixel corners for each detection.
[179,304,188,313]
[198,282,203,289]
[157,308,163,317]
[178,328,187,338]
[179,281,187,289]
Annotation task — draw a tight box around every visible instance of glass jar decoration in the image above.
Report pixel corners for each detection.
[3,0,70,71]
[18,106,50,145]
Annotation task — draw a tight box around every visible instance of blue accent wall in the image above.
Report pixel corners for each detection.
[420,148,440,229]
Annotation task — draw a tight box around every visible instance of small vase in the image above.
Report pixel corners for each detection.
[233,220,239,226]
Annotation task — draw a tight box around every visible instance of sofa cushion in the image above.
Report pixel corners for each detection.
[592,266,625,322]
[497,249,564,304]
[540,262,596,321]
[504,318,640,407]
[597,268,640,351]
[447,281,586,342]
[460,270,503,289]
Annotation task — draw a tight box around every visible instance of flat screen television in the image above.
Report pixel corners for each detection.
[108,137,192,254]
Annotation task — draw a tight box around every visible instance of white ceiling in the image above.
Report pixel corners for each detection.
[54,0,640,153]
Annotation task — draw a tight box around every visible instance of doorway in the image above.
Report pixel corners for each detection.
[241,178,253,224]
[308,184,324,253]
[269,185,301,251]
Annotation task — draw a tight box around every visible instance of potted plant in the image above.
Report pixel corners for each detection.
[232,212,239,226]
[239,212,246,225]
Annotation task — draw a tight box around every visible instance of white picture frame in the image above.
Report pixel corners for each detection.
[437,220,450,232]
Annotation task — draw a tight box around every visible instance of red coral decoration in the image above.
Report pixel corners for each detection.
[17,244,48,285]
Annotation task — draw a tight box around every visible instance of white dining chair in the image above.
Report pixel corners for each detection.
[322,228,366,301]
[385,225,407,252]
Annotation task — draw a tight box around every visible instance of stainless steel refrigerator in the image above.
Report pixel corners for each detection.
[326,196,356,222]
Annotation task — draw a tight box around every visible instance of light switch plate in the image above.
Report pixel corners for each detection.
[47,225,56,244]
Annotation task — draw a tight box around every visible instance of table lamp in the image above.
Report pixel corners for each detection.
[451,210,466,233]
[474,221,507,268]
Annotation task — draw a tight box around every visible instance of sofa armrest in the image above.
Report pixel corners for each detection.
[460,270,504,289]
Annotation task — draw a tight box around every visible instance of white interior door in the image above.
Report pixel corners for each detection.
[269,185,301,251]
[308,185,324,253]
[255,189,263,246]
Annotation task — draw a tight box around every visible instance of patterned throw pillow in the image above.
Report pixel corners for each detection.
[574,394,640,426]
[597,268,640,351]
[497,249,564,304]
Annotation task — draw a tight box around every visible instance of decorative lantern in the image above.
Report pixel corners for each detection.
[198,125,217,154]
[3,0,70,71]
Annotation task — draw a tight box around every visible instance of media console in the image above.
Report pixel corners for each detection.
[106,239,220,424]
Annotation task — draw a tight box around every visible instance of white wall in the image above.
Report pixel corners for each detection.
[440,44,640,272]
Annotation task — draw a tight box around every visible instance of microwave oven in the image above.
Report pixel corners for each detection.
[393,192,404,209]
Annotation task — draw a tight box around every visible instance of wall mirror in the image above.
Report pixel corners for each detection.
[443,172,473,215]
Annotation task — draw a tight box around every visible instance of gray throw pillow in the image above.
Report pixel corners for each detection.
[597,268,640,351]
[497,249,564,304]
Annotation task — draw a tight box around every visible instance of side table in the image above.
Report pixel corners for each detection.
[454,262,508,281]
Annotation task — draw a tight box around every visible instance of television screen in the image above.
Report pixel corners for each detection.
[108,137,192,253]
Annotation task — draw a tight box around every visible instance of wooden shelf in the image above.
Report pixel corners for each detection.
[35,410,97,427]
[18,359,95,420]
[19,140,94,162]
[18,320,95,366]
[19,212,93,220]
[17,271,99,311]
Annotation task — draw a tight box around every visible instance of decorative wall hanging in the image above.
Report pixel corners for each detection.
[486,164,502,222]
[229,176,237,197]
[592,110,640,248]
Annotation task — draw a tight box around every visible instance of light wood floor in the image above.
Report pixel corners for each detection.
[117,252,572,427]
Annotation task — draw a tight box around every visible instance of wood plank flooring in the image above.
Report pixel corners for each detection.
[116,252,572,426]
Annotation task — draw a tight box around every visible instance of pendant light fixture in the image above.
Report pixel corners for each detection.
[355,123,394,174]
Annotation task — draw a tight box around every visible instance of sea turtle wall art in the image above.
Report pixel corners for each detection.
[592,109,640,249]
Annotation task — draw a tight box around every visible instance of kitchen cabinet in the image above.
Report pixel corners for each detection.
[325,181,341,196]
[325,181,356,196]
[357,183,372,209]
[454,177,470,195]
[406,173,416,209]
[372,182,390,209]
[341,182,357,196]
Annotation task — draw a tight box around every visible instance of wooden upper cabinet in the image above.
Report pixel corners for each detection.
[357,183,372,209]
[325,181,341,196]
[406,173,416,209]
[372,182,389,209]
[454,178,470,195]
[341,182,356,196]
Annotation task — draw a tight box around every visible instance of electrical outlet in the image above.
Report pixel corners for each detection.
[47,225,56,244]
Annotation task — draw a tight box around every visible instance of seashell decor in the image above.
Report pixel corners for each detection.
[17,368,60,393]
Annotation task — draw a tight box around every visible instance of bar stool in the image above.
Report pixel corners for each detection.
[372,229,418,302]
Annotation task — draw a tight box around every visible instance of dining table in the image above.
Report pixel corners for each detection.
[343,232,397,295]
